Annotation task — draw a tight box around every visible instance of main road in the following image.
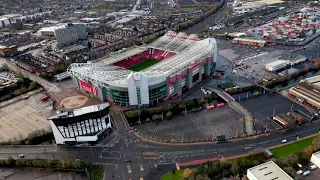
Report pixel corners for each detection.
[1,119,320,180]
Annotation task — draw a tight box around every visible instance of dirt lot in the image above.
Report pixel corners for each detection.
[0,92,54,142]
[0,168,87,180]
[49,87,102,110]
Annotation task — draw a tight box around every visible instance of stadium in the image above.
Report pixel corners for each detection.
[68,31,217,107]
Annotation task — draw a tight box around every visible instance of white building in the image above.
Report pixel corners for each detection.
[47,103,112,145]
[265,60,288,72]
[0,17,10,28]
[247,161,293,180]
[38,23,87,47]
[310,151,320,167]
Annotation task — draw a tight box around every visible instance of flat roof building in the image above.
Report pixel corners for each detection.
[310,151,320,167]
[247,161,293,180]
[48,103,112,145]
[265,60,288,72]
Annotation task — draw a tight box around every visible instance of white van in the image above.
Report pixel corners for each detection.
[310,165,317,170]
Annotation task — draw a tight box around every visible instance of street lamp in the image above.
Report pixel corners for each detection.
[149,162,151,170]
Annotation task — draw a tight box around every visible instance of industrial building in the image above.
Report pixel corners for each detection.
[47,103,112,145]
[231,38,266,47]
[247,161,293,180]
[310,151,320,168]
[38,23,87,47]
[289,75,320,109]
[272,114,296,129]
[0,17,10,28]
[68,31,217,107]
[265,60,288,72]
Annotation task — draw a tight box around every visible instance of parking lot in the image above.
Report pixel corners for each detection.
[0,71,17,86]
[239,93,309,132]
[0,92,53,142]
[135,106,245,142]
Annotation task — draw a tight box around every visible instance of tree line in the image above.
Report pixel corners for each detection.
[0,68,40,102]
[173,0,226,32]
[124,94,224,125]
[0,157,104,180]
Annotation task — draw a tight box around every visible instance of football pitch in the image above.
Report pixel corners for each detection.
[128,58,159,72]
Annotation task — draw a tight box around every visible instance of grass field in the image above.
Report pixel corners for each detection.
[161,170,184,180]
[128,58,159,72]
[270,136,316,158]
[181,7,198,12]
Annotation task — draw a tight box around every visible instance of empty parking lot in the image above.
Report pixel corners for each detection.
[240,93,309,132]
[135,106,245,142]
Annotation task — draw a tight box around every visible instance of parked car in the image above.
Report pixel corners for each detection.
[297,170,303,175]
[282,139,287,143]
[303,170,310,176]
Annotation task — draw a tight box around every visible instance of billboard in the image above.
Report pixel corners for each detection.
[78,80,98,96]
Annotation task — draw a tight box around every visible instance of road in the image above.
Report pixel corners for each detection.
[186,3,228,34]
[1,121,320,179]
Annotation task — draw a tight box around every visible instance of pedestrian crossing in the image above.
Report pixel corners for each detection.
[159,150,205,156]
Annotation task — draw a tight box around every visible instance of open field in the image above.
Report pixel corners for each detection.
[270,136,316,158]
[128,58,159,72]
[161,170,184,180]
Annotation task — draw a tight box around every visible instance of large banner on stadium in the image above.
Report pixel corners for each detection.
[78,80,98,96]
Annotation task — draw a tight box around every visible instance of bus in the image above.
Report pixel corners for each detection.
[54,72,71,81]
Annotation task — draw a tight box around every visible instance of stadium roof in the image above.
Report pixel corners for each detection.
[48,103,109,120]
[68,31,216,87]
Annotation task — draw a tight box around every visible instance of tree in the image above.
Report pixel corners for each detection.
[304,65,310,73]
[314,61,320,70]
[40,72,48,79]
[16,72,24,79]
[2,63,9,71]
[283,166,296,178]
[13,89,21,96]
[20,87,27,94]
[183,168,193,178]
[28,81,38,90]
[165,111,172,118]
[231,162,240,175]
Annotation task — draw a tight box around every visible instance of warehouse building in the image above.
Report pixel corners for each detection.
[311,151,320,167]
[265,60,288,72]
[289,76,320,109]
[247,161,293,180]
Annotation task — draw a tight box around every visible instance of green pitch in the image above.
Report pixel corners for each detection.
[128,58,159,72]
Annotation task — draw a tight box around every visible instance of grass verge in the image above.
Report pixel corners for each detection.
[161,170,184,180]
[270,136,316,158]
[181,7,197,12]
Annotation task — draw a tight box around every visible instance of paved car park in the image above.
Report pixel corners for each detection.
[135,106,245,142]
[0,92,53,142]
[239,93,309,132]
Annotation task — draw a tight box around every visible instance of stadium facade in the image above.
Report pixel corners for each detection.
[48,103,112,145]
[68,31,218,107]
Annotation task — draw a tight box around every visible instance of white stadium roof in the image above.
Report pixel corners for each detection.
[68,31,216,87]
